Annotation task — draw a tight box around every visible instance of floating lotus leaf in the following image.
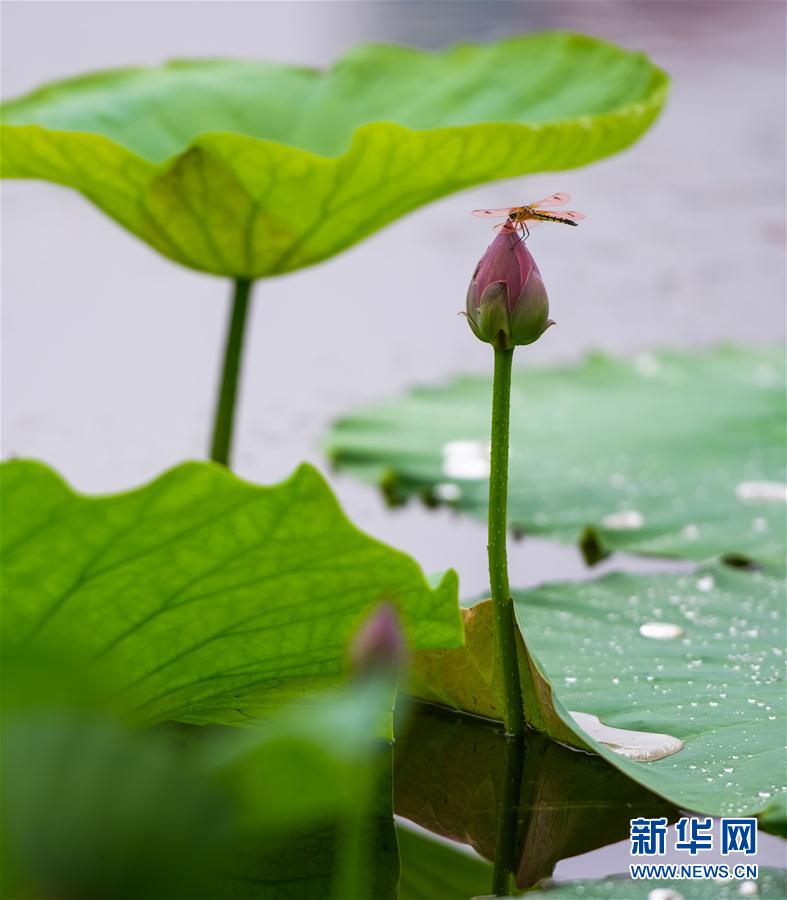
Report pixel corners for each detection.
[409,563,786,833]
[328,347,786,569]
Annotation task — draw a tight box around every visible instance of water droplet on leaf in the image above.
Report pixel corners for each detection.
[441,440,490,480]
[735,481,786,503]
[635,353,661,377]
[639,621,684,640]
[602,509,645,530]
[569,711,683,761]
[647,887,684,900]
[433,482,461,501]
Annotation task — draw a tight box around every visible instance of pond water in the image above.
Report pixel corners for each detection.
[2,1,785,893]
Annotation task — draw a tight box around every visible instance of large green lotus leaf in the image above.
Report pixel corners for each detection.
[537,870,787,898]
[0,36,667,277]
[0,460,461,726]
[328,346,786,569]
[394,703,676,891]
[410,563,786,833]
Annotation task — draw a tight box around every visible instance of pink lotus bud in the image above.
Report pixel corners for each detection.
[349,603,407,677]
[465,226,554,349]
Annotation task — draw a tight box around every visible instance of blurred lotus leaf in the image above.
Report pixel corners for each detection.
[1,678,398,900]
[1,35,667,277]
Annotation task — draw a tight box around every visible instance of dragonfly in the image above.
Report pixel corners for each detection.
[471,193,585,240]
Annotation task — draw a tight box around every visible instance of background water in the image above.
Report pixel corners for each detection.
[2,0,785,881]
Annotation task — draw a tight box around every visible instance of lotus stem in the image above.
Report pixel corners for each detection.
[210,277,253,466]
[488,346,525,738]
[491,732,526,895]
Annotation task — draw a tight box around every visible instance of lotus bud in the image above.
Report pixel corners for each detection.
[349,603,407,677]
[465,226,554,349]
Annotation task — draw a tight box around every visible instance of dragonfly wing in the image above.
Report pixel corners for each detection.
[529,192,570,209]
[545,210,585,222]
[471,207,515,218]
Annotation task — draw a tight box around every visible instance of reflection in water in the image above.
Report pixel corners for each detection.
[491,733,526,896]
[394,702,677,894]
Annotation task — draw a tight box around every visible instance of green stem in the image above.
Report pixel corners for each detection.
[491,733,525,896]
[488,346,525,738]
[210,278,253,466]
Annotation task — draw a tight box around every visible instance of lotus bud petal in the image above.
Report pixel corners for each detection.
[477,281,511,346]
[349,603,407,677]
[465,228,552,348]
